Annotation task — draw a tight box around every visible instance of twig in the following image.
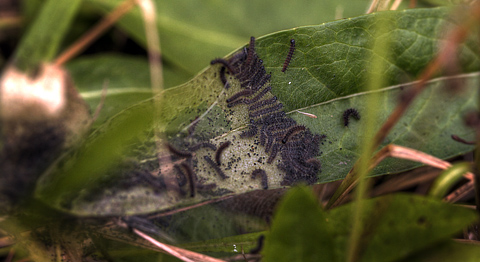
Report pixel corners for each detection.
[390,0,403,10]
[136,0,167,172]
[444,180,474,202]
[147,194,235,219]
[327,144,474,208]
[296,110,317,118]
[370,167,440,197]
[136,0,163,96]
[0,236,15,248]
[366,0,380,14]
[5,248,15,262]
[54,0,137,66]
[133,229,194,262]
[0,16,22,29]
[132,228,226,262]
[408,0,416,8]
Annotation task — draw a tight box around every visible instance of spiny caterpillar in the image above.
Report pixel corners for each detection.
[219,66,230,89]
[204,155,229,179]
[167,141,217,197]
[251,169,268,189]
[281,39,295,72]
[211,37,324,186]
[215,141,231,165]
[343,108,360,126]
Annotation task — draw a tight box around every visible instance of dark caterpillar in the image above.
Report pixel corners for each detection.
[215,141,231,165]
[166,143,192,158]
[282,125,306,144]
[219,66,230,89]
[250,235,265,254]
[260,118,296,146]
[281,39,296,72]
[240,124,258,138]
[267,143,282,164]
[180,162,196,197]
[211,37,323,186]
[249,103,284,119]
[173,164,187,187]
[227,86,272,108]
[251,169,268,189]
[204,155,229,179]
[174,162,218,197]
[226,89,254,103]
[343,108,360,126]
[168,117,220,197]
[249,96,277,112]
[188,142,217,152]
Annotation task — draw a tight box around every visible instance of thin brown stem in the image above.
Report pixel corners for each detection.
[132,228,226,262]
[445,180,474,202]
[54,0,137,66]
[408,0,416,8]
[327,144,474,208]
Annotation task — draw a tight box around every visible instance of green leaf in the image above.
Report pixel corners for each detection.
[14,0,82,72]
[66,55,154,125]
[307,73,478,182]
[262,186,336,262]
[85,0,372,75]
[36,99,155,206]
[402,241,480,262]
[328,194,478,262]
[263,190,477,262]
[66,55,193,126]
[179,232,265,255]
[256,8,480,111]
[37,7,479,216]
[154,203,266,245]
[428,162,472,199]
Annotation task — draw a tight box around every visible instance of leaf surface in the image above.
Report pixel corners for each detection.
[262,188,477,262]
[327,193,478,261]
[85,0,372,74]
[262,186,335,262]
[402,241,480,262]
[36,7,479,216]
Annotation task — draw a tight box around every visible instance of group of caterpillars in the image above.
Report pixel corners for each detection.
[167,36,361,197]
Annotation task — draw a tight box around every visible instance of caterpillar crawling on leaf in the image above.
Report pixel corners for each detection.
[211,37,324,186]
